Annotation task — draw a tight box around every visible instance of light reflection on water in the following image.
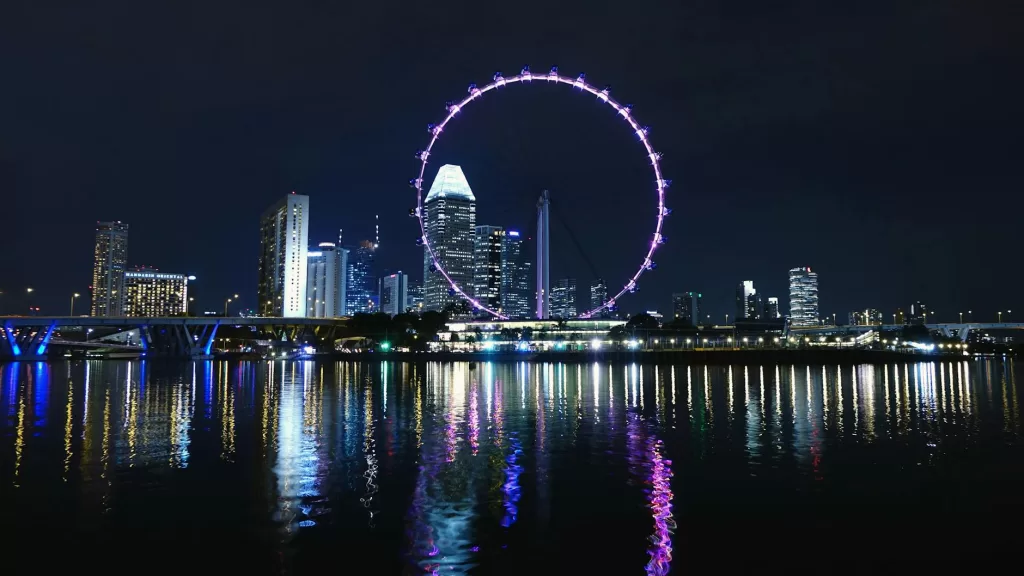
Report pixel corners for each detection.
[0,358,1020,573]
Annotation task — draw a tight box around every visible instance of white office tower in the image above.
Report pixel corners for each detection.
[422,164,476,312]
[788,267,819,327]
[258,193,310,317]
[306,242,347,318]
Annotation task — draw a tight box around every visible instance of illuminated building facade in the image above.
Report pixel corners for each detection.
[736,280,760,320]
[550,278,577,319]
[346,240,377,314]
[909,300,928,325]
[123,269,188,317]
[474,225,504,312]
[849,308,882,326]
[422,164,476,313]
[91,221,129,317]
[500,231,532,319]
[590,278,608,316]
[258,193,309,318]
[407,280,424,313]
[306,242,347,318]
[765,297,780,319]
[672,291,702,325]
[379,272,409,317]
[788,267,819,327]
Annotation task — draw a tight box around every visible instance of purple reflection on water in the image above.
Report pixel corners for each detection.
[501,434,523,528]
[645,437,674,575]
[469,381,479,455]
[627,412,675,575]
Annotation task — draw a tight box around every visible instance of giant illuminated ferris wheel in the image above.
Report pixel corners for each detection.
[411,66,670,319]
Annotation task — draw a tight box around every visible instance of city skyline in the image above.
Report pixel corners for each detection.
[3,203,1018,325]
[3,3,1020,320]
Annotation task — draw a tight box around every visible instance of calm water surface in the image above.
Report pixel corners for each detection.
[1,359,1021,573]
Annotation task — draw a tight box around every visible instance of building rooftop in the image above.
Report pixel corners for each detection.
[425,164,476,203]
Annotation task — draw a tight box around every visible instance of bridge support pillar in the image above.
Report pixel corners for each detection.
[147,321,222,357]
[1,321,56,359]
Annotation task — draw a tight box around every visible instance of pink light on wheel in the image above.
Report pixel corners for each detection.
[413,68,669,319]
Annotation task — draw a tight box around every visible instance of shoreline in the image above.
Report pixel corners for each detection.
[229,348,967,365]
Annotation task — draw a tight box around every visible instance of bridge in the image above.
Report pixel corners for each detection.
[1,316,347,360]
[788,323,1024,342]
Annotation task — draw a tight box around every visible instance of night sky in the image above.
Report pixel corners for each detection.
[2,1,1021,321]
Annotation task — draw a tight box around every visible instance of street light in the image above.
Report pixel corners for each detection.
[225,294,238,316]
[959,312,963,324]
[70,293,80,316]
[832,313,836,326]
[998,311,1002,323]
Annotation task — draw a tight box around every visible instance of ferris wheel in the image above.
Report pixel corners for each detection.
[411,66,669,319]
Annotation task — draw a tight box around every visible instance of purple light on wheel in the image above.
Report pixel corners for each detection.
[413,69,669,319]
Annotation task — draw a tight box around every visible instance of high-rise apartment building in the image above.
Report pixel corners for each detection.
[672,292,702,325]
[379,272,409,317]
[306,242,347,318]
[422,164,476,313]
[346,240,376,314]
[765,297,780,319]
[258,193,310,318]
[736,280,759,320]
[788,267,819,327]
[123,268,188,317]
[91,221,129,316]
[550,278,577,319]
[500,230,532,319]
[590,278,608,316]
[474,225,504,311]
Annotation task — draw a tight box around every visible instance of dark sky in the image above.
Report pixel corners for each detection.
[2,0,1021,321]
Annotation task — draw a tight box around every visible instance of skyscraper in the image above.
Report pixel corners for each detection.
[258,193,309,318]
[550,278,577,319]
[909,300,928,325]
[123,268,189,317]
[736,280,759,320]
[407,280,424,313]
[500,230,532,319]
[422,164,476,313]
[346,240,377,314]
[474,225,504,312]
[590,278,608,316]
[536,190,551,318]
[765,297,780,319]
[91,221,129,317]
[672,292,702,325]
[306,242,347,318]
[788,267,819,327]
[379,272,409,317]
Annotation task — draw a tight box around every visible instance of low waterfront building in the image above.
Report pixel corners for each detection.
[434,318,626,352]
